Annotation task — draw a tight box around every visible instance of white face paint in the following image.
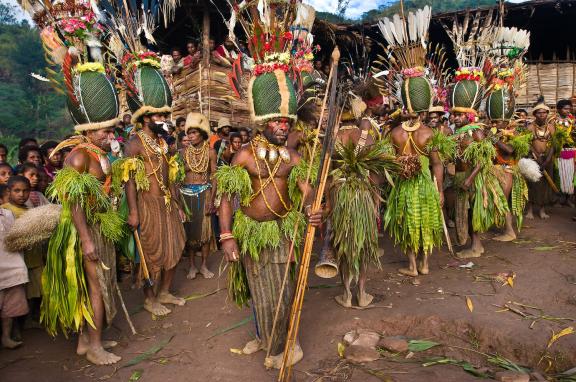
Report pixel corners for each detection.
[155,121,169,132]
[110,139,121,153]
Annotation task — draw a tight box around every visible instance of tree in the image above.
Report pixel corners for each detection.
[0,0,70,142]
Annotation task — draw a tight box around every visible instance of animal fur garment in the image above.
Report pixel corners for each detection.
[5,204,62,253]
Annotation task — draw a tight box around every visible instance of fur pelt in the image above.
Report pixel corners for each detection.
[5,204,62,252]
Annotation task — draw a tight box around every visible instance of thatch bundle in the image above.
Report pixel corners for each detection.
[171,65,253,129]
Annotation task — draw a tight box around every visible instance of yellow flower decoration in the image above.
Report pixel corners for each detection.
[75,62,105,73]
[168,155,180,184]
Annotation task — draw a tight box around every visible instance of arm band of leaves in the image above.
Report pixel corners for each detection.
[214,165,252,206]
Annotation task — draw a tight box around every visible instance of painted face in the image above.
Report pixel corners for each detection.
[264,118,290,145]
[9,181,30,207]
[26,150,42,166]
[147,114,169,135]
[0,166,12,185]
[0,147,6,164]
[23,167,39,189]
[428,112,441,128]
[534,109,549,123]
[88,128,115,152]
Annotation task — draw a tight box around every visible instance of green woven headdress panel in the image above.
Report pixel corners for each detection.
[486,88,515,121]
[68,71,119,132]
[450,80,482,114]
[400,76,432,114]
[128,65,172,123]
[249,70,297,124]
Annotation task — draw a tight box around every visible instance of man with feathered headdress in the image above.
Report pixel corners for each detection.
[378,6,451,276]
[17,0,124,365]
[215,0,322,368]
[442,10,510,258]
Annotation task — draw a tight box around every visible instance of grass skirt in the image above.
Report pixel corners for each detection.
[384,156,443,256]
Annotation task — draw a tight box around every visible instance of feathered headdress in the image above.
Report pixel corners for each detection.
[375,6,433,114]
[18,0,120,131]
[225,0,318,127]
[98,0,174,124]
[442,9,498,115]
[484,26,530,121]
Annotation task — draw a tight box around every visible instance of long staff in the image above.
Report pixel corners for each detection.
[134,230,153,287]
[278,48,343,382]
[265,47,340,365]
[433,175,454,255]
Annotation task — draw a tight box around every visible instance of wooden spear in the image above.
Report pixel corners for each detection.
[278,47,342,382]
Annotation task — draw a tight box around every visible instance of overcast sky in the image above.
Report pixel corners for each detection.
[6,0,529,21]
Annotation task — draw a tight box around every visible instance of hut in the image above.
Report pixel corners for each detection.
[430,0,576,108]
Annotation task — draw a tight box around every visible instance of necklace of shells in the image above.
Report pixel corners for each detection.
[252,135,291,164]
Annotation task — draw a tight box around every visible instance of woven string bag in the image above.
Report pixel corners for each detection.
[249,69,297,126]
[486,87,515,121]
[401,75,433,114]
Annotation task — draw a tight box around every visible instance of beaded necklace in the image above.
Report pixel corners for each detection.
[249,138,292,218]
[185,140,210,176]
[137,131,172,207]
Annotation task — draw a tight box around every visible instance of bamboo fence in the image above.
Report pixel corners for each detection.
[516,62,576,107]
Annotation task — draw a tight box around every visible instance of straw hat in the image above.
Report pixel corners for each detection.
[429,105,445,114]
[532,102,550,115]
[185,112,210,136]
[217,117,232,130]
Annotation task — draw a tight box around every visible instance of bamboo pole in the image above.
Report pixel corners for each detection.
[265,48,340,363]
[278,48,342,382]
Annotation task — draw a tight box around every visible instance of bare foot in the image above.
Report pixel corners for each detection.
[335,292,352,308]
[456,248,482,259]
[539,209,550,220]
[265,343,303,369]
[417,262,429,275]
[493,232,516,242]
[447,219,456,228]
[526,210,534,220]
[144,298,172,316]
[199,265,214,279]
[86,346,121,365]
[77,332,118,355]
[157,292,186,306]
[357,291,374,307]
[398,267,418,277]
[186,267,198,280]
[2,336,22,349]
[242,338,263,354]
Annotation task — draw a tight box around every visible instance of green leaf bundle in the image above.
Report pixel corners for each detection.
[214,165,252,206]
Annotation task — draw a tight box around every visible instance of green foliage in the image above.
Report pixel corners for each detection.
[509,132,533,160]
[384,155,444,255]
[214,165,253,206]
[360,0,499,21]
[0,3,70,140]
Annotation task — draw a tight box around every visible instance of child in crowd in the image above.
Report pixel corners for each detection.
[0,184,8,204]
[0,163,13,185]
[17,163,49,208]
[0,202,30,348]
[1,176,44,322]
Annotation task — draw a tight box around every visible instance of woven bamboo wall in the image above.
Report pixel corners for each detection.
[171,65,253,129]
[516,62,576,107]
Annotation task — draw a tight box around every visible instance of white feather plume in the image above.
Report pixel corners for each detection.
[518,158,542,182]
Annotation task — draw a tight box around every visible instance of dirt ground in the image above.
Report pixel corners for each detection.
[1,206,576,382]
